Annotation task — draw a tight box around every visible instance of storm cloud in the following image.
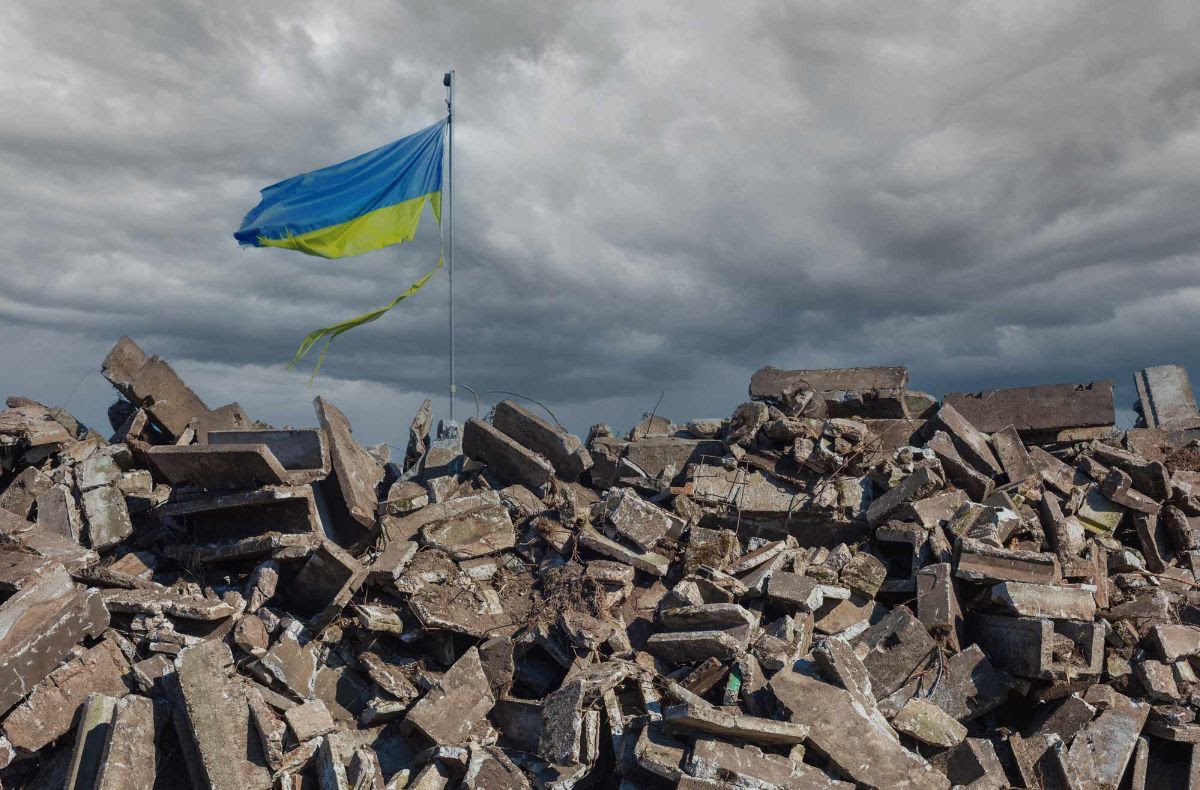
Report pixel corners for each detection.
[2,0,1198,443]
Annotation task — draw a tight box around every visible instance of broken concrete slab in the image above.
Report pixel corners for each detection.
[315,396,384,534]
[943,380,1116,437]
[929,403,1002,477]
[578,526,670,576]
[492,400,592,481]
[989,581,1097,621]
[167,639,271,790]
[102,336,213,440]
[462,417,554,493]
[4,637,131,754]
[771,670,949,790]
[403,647,495,747]
[750,366,910,418]
[95,693,159,790]
[955,538,1059,584]
[1136,365,1200,430]
[663,700,808,745]
[850,607,938,701]
[892,698,966,747]
[207,428,330,481]
[65,692,118,790]
[916,562,962,650]
[604,487,682,550]
[0,563,109,716]
[147,443,288,489]
[419,500,515,559]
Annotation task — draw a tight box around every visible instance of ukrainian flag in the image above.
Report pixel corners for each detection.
[235,119,447,374]
[235,118,445,259]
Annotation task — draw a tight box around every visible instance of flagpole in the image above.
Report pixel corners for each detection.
[444,69,456,423]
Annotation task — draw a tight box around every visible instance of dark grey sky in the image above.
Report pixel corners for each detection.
[2,1,1198,445]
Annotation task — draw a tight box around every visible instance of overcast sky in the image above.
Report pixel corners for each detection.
[2,1,1198,447]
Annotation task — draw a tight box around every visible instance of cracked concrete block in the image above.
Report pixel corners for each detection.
[147,444,288,489]
[462,418,554,493]
[82,485,133,549]
[1136,365,1200,430]
[0,562,110,716]
[492,400,592,481]
[663,700,808,745]
[315,396,384,533]
[167,640,271,790]
[967,614,1103,680]
[4,638,131,754]
[989,581,1096,621]
[404,647,495,747]
[771,670,949,790]
[942,381,1115,437]
[892,698,966,747]
[604,487,682,550]
[95,693,160,790]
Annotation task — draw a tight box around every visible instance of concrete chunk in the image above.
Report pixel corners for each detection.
[102,587,236,620]
[929,403,1002,477]
[419,501,515,559]
[771,671,949,790]
[4,638,131,754]
[82,485,133,549]
[867,466,942,525]
[1062,692,1150,789]
[990,425,1037,484]
[926,431,994,502]
[1136,365,1200,430]
[892,697,966,747]
[492,400,592,480]
[168,640,271,790]
[463,418,553,492]
[315,396,384,532]
[943,380,1116,436]
[577,526,670,576]
[147,444,287,488]
[289,540,365,629]
[0,564,110,716]
[1149,624,1200,662]
[604,487,681,549]
[663,700,808,745]
[404,647,495,746]
[95,694,159,790]
[989,581,1096,620]
[65,692,118,790]
[967,614,1103,680]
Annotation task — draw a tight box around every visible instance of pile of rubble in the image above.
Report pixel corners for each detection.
[1,340,1200,789]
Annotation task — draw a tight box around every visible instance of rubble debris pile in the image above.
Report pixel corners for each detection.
[2,340,1200,788]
